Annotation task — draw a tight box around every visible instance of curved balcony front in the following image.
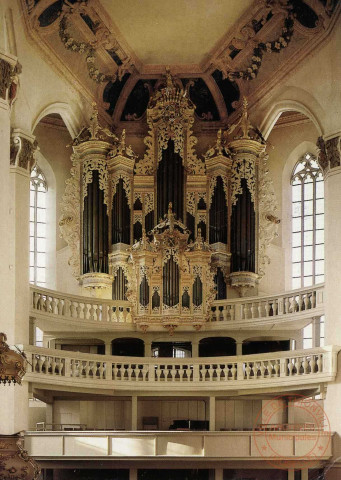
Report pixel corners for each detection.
[30,283,325,333]
[23,344,339,396]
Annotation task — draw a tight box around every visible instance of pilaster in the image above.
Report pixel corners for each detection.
[316,131,341,465]
[0,49,29,434]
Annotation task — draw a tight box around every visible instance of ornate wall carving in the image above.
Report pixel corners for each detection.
[258,152,280,279]
[82,157,109,208]
[230,157,256,205]
[59,154,81,277]
[111,173,132,208]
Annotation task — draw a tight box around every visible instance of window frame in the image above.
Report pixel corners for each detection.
[30,165,48,286]
[291,153,324,288]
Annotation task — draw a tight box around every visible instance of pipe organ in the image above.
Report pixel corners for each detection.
[60,72,279,330]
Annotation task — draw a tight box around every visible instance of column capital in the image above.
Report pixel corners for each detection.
[316,134,341,173]
[0,51,21,110]
[10,129,38,172]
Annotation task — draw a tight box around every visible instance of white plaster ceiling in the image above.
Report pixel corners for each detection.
[99,0,253,65]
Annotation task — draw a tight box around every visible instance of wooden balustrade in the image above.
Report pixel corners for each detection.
[30,283,325,329]
[30,285,132,324]
[209,284,324,323]
[24,345,338,391]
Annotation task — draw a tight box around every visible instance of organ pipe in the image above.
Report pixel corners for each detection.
[82,170,108,274]
[209,176,227,244]
[112,178,130,244]
[157,140,184,221]
[231,179,255,272]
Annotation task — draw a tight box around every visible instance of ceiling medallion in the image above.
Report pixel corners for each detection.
[0,333,27,385]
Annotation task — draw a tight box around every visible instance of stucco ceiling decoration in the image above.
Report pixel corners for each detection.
[21,0,340,127]
[99,0,253,66]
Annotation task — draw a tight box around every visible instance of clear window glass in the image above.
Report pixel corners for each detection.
[291,153,324,288]
[30,165,47,286]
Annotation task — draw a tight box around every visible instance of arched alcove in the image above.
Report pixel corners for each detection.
[199,337,236,357]
[54,338,105,355]
[242,337,290,355]
[111,338,145,357]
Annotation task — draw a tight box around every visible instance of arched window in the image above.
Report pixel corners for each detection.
[291,153,324,288]
[30,165,48,286]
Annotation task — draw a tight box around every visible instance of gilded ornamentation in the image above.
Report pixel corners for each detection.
[144,192,154,214]
[197,213,207,224]
[0,333,26,385]
[135,69,205,175]
[208,175,229,208]
[258,152,280,279]
[186,192,196,215]
[110,129,138,161]
[230,158,256,205]
[10,135,37,170]
[134,212,143,224]
[82,157,109,208]
[111,173,131,208]
[192,265,203,280]
[0,435,40,480]
[204,129,226,160]
[59,153,81,277]
[134,135,155,175]
[73,103,118,145]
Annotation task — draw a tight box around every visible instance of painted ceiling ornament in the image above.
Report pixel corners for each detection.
[135,68,205,175]
[0,333,27,385]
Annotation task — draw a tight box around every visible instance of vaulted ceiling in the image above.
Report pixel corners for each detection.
[99,0,253,65]
[21,0,339,130]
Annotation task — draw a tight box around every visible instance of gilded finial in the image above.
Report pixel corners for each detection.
[216,129,223,155]
[165,66,173,89]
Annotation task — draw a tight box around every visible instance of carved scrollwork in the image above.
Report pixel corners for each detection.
[140,265,150,279]
[258,152,280,279]
[134,212,143,224]
[186,192,196,215]
[10,135,37,170]
[111,173,132,208]
[144,192,154,214]
[163,246,180,265]
[230,157,256,206]
[134,134,155,175]
[82,157,109,208]
[197,213,207,224]
[59,153,81,277]
[208,175,228,208]
[192,265,203,280]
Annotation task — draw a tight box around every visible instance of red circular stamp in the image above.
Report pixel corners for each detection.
[252,394,332,470]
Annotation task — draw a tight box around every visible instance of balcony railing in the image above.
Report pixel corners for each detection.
[210,283,324,325]
[30,283,324,330]
[24,430,333,460]
[23,345,339,393]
